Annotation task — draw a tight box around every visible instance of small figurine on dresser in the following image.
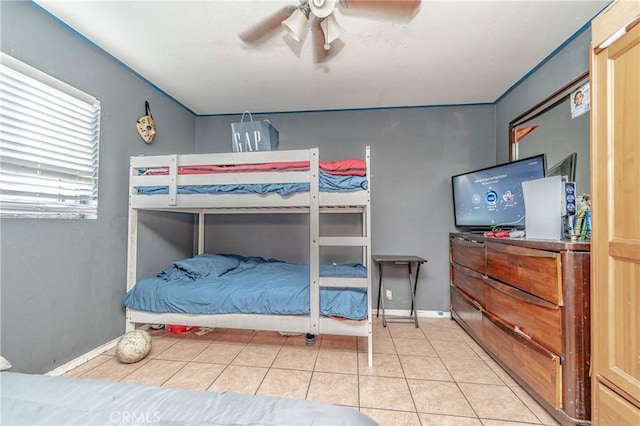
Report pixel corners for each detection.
[573,194,591,241]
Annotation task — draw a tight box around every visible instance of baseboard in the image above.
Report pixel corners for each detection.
[45,337,119,376]
[374,309,451,318]
[418,310,451,318]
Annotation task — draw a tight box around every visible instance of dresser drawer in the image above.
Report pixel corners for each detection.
[450,286,483,339]
[486,242,562,305]
[451,238,486,274]
[451,262,486,306]
[482,313,561,410]
[484,276,562,355]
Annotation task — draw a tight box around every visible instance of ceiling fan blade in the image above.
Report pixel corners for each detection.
[340,0,421,17]
[311,17,344,64]
[239,6,297,44]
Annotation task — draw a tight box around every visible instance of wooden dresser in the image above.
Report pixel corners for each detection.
[449,232,591,425]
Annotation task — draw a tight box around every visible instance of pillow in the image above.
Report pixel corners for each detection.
[158,254,240,281]
[0,356,12,371]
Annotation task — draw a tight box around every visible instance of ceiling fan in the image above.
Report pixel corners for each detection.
[239,0,421,62]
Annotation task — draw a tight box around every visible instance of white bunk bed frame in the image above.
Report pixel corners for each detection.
[126,147,373,365]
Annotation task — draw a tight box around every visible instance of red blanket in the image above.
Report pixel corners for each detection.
[143,158,366,177]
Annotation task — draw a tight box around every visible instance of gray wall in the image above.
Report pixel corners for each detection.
[495,29,592,164]
[196,107,497,312]
[0,1,197,373]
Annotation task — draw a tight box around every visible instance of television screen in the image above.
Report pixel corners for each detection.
[452,154,546,230]
[547,152,577,182]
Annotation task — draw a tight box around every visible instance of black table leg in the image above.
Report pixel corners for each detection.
[413,263,422,314]
[376,262,383,317]
[408,263,414,315]
[406,262,419,328]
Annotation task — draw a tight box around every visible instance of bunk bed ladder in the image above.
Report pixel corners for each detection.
[317,147,373,366]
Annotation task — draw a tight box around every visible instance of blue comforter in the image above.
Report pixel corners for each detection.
[123,254,368,320]
[136,171,368,196]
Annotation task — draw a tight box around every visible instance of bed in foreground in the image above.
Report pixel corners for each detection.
[0,372,377,425]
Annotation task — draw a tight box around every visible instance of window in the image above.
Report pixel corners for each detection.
[0,53,101,219]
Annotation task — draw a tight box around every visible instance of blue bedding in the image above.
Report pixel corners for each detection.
[136,171,368,196]
[1,373,377,425]
[123,254,368,320]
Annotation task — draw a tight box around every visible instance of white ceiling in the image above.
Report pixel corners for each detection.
[34,0,608,115]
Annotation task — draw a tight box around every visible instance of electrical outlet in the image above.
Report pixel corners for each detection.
[385,289,393,301]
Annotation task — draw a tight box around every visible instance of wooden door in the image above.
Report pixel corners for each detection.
[591,1,640,424]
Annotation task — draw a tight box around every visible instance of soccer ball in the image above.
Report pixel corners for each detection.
[116,330,152,363]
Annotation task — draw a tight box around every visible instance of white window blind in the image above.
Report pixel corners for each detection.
[0,53,101,219]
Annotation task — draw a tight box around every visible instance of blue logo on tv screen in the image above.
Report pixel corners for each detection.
[485,190,498,205]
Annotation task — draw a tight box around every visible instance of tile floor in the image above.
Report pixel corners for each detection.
[64,317,560,426]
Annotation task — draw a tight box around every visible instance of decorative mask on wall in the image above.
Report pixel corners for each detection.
[136,101,156,144]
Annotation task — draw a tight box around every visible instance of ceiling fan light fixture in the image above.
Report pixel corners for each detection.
[309,0,337,19]
[282,8,309,42]
[320,14,344,50]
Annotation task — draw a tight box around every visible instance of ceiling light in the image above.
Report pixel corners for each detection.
[320,14,344,50]
[279,0,347,53]
[282,7,309,42]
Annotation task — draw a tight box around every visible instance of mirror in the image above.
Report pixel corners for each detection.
[509,72,590,195]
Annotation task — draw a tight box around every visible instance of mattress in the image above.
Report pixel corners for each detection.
[123,254,368,320]
[0,372,377,425]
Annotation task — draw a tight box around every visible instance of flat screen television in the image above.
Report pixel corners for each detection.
[547,152,577,182]
[452,154,546,230]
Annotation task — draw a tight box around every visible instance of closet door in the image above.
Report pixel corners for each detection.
[590,1,640,424]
